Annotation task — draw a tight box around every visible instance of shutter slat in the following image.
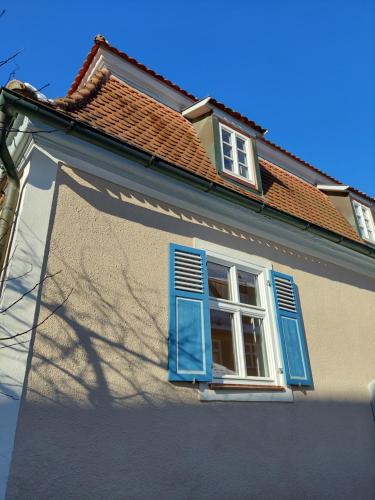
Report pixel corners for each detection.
[270,270,311,387]
[274,276,297,312]
[175,275,202,284]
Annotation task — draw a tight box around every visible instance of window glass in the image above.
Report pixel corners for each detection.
[237,269,259,306]
[237,151,247,164]
[208,262,231,300]
[210,309,238,376]
[220,126,254,182]
[208,257,271,381]
[223,157,233,171]
[353,202,375,242]
[242,316,269,377]
[223,144,232,158]
[239,165,248,178]
[221,129,231,144]
[236,137,246,151]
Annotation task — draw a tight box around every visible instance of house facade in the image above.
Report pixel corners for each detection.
[0,36,374,499]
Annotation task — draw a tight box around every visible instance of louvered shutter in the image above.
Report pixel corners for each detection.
[270,270,312,386]
[168,243,212,382]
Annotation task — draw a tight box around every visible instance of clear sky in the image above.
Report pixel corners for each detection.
[1,0,374,196]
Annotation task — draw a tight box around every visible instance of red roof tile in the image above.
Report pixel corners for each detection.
[67,35,267,135]
[54,71,361,243]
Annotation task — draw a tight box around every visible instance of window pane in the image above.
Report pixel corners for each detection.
[223,144,232,158]
[239,164,248,178]
[224,157,233,171]
[221,129,231,144]
[208,262,231,300]
[237,151,247,165]
[236,137,246,151]
[210,309,238,376]
[242,316,269,377]
[237,270,259,305]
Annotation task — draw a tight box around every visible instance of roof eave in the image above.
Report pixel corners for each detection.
[2,87,374,262]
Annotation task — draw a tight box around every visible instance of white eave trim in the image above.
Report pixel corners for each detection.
[182,96,212,120]
[80,47,194,112]
[317,184,349,192]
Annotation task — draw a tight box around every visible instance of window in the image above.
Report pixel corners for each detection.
[207,258,275,383]
[168,242,311,402]
[353,200,375,243]
[219,124,256,184]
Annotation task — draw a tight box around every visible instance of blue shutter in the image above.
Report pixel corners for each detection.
[270,270,312,386]
[168,243,212,382]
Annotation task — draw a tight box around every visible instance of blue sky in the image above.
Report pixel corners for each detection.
[1,0,374,196]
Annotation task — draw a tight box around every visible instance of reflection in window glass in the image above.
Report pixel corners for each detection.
[242,316,269,377]
[210,309,237,376]
[239,165,248,178]
[208,262,231,300]
[236,137,246,151]
[221,129,231,144]
[238,270,259,306]
[224,157,233,171]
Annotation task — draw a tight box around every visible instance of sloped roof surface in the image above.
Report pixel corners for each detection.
[53,70,361,242]
[67,36,373,205]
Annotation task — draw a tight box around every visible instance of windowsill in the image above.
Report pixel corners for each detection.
[199,383,293,402]
[221,171,258,190]
[208,383,285,392]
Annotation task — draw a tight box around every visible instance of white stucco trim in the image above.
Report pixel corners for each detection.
[32,128,375,278]
[194,239,273,269]
[199,383,294,402]
[81,47,194,112]
[0,146,58,500]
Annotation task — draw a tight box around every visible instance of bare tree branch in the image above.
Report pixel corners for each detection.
[0,338,30,350]
[0,288,73,342]
[0,270,62,314]
[0,243,17,274]
[0,127,65,135]
[0,263,33,283]
[0,49,23,69]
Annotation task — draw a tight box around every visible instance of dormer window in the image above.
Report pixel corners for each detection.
[220,124,256,185]
[352,200,375,243]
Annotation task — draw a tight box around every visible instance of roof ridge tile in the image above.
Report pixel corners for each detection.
[54,68,110,112]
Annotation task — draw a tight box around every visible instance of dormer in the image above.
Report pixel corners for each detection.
[317,184,375,245]
[182,98,263,195]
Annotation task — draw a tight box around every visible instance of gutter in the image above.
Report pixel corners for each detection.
[2,87,375,261]
[0,94,20,274]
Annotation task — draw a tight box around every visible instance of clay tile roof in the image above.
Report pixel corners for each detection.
[67,35,267,135]
[68,36,373,206]
[260,135,375,204]
[52,72,361,243]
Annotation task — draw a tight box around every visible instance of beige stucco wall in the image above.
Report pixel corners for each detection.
[326,193,358,233]
[7,165,375,499]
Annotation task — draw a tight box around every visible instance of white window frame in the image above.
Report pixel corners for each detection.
[352,200,375,243]
[208,254,277,385]
[194,239,293,402]
[219,123,256,185]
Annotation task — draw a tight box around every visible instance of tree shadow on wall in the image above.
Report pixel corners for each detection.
[4,163,375,500]
[61,164,375,293]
